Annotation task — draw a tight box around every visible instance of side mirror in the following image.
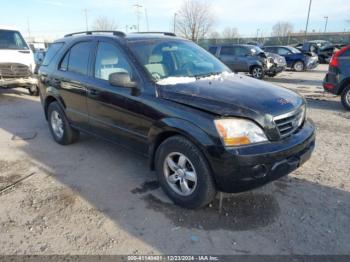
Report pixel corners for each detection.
[109,72,137,89]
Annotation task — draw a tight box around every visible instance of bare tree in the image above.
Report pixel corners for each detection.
[272,22,294,37]
[92,16,118,31]
[222,27,239,39]
[208,31,220,39]
[176,0,215,41]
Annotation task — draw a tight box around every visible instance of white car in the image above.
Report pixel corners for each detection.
[0,25,38,95]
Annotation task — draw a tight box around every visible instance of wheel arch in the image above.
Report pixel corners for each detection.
[339,78,350,96]
[148,118,215,172]
[44,95,66,120]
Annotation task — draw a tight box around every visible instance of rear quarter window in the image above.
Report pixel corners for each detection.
[42,42,64,66]
[208,46,217,55]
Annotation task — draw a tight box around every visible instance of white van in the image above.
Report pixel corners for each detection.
[0,26,38,95]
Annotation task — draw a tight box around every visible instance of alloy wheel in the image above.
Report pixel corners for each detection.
[50,110,64,138]
[163,152,197,196]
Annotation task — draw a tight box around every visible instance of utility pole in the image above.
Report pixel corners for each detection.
[27,17,31,39]
[82,8,89,31]
[256,28,260,41]
[324,16,328,33]
[145,8,149,31]
[133,3,143,32]
[305,0,312,37]
[173,13,177,34]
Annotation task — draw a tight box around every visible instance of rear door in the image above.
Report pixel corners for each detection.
[54,41,96,130]
[218,46,238,71]
[234,46,250,72]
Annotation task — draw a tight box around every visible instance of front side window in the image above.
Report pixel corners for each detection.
[0,30,28,50]
[277,47,291,56]
[67,42,94,75]
[235,47,249,56]
[94,42,133,81]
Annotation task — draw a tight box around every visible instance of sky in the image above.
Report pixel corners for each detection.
[1,0,349,40]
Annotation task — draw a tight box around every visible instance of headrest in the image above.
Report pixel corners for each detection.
[149,54,162,64]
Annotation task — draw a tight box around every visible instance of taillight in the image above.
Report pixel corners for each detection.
[329,54,338,67]
[330,45,350,67]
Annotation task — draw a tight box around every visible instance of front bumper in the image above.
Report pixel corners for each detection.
[208,120,316,193]
[306,56,319,70]
[266,65,286,75]
[0,77,38,88]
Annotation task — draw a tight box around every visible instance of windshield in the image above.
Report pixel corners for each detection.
[128,39,230,81]
[0,30,29,50]
[250,46,264,54]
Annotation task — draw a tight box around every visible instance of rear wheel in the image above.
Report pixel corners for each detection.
[28,85,39,96]
[250,66,264,79]
[155,136,216,209]
[47,101,79,145]
[293,61,304,72]
[341,85,350,111]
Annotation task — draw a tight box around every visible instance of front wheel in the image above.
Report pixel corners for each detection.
[293,61,304,72]
[341,85,350,111]
[155,136,216,209]
[250,66,264,79]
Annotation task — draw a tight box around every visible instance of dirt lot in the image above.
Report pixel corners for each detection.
[0,64,349,255]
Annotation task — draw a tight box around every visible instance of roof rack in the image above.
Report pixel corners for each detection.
[64,31,126,38]
[134,32,176,37]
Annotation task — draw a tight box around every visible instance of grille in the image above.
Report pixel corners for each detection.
[0,63,31,78]
[274,108,305,138]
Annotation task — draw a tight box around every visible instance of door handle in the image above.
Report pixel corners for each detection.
[88,88,100,96]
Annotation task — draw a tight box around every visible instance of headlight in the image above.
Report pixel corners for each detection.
[214,118,268,147]
[298,105,306,127]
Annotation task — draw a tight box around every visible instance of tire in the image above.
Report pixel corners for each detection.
[155,136,216,209]
[47,101,79,145]
[28,85,39,96]
[250,66,264,79]
[341,85,350,111]
[293,61,304,72]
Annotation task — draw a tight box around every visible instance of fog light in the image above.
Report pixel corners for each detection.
[252,164,268,178]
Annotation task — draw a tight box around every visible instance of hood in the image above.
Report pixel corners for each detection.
[157,73,304,127]
[0,50,35,73]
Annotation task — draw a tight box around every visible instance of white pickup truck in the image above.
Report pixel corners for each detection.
[0,26,39,95]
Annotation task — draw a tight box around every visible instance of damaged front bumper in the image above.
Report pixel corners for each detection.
[305,56,319,70]
[0,76,38,88]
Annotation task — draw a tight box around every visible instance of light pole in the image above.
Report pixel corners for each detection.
[256,28,260,41]
[305,0,312,37]
[173,13,177,34]
[324,16,328,33]
[82,8,89,31]
[133,3,143,32]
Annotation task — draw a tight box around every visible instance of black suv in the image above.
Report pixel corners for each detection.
[38,31,315,208]
[323,45,350,110]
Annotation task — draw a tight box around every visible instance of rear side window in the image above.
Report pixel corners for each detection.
[340,47,350,57]
[220,46,234,55]
[208,46,217,55]
[42,42,64,66]
[66,42,94,75]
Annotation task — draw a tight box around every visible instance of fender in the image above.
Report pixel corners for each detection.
[148,117,216,170]
[43,86,66,119]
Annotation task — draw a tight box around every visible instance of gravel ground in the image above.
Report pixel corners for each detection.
[0,64,349,255]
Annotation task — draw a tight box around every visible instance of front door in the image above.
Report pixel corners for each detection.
[87,40,149,154]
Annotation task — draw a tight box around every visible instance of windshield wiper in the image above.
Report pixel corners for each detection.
[194,72,222,79]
